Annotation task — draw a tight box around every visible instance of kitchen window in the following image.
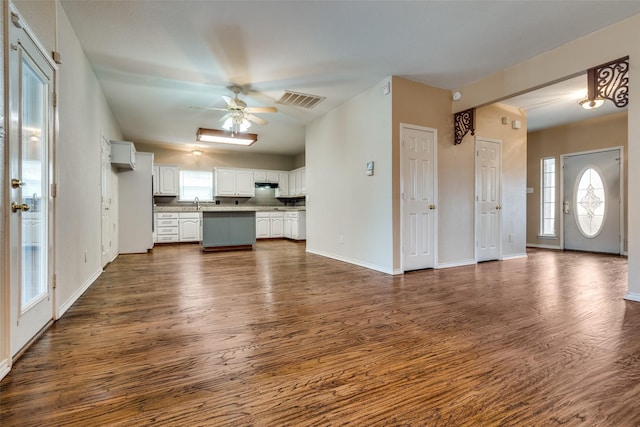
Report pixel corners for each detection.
[179,170,213,201]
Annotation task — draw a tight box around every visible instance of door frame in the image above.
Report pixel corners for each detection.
[399,123,439,272]
[559,146,625,254]
[474,136,503,262]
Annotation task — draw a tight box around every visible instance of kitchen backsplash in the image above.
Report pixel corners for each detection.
[154,187,305,208]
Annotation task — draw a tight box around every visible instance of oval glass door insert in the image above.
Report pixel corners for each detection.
[575,167,606,238]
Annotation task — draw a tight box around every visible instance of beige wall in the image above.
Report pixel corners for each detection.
[527,112,628,250]
[391,77,462,267]
[135,142,296,171]
[475,103,528,258]
[455,13,640,299]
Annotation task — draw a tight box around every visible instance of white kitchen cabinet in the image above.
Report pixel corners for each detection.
[267,171,280,183]
[179,212,201,242]
[111,140,136,170]
[256,212,270,239]
[254,170,280,183]
[284,211,306,240]
[270,212,284,237]
[215,168,255,197]
[286,167,306,197]
[155,212,179,243]
[256,212,284,239]
[276,172,290,197]
[154,164,179,196]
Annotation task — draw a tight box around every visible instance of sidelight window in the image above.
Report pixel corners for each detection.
[540,157,556,237]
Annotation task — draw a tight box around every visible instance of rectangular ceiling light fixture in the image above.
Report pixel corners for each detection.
[196,128,258,146]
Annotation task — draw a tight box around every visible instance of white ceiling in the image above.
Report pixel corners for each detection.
[59,1,640,155]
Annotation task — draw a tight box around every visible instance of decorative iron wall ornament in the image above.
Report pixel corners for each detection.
[593,56,629,108]
[454,108,475,145]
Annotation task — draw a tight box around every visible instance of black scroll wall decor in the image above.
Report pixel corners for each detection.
[590,56,629,108]
[454,108,475,145]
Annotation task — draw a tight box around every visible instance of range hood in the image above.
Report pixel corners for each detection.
[255,182,279,189]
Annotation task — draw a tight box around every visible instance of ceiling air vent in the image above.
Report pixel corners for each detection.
[277,90,326,109]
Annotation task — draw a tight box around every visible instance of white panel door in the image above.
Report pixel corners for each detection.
[476,138,502,262]
[402,125,436,271]
[563,149,621,254]
[101,136,111,267]
[9,10,56,356]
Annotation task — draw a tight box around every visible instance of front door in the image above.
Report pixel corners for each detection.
[8,10,56,356]
[476,137,502,262]
[402,124,437,271]
[563,149,621,254]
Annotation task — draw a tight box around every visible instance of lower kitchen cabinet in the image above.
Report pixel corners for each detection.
[256,212,284,239]
[155,211,201,243]
[284,211,306,240]
[155,212,179,243]
[178,212,201,242]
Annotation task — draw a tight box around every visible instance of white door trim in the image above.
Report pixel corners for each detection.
[475,136,503,262]
[400,123,438,272]
[560,146,624,254]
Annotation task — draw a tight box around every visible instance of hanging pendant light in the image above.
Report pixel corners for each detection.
[578,68,605,110]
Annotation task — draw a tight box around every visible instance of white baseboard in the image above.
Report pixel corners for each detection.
[527,243,562,250]
[624,292,640,303]
[305,248,396,275]
[502,253,527,260]
[55,268,103,319]
[436,259,477,269]
[0,358,10,381]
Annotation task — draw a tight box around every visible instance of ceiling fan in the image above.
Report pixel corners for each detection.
[201,85,278,135]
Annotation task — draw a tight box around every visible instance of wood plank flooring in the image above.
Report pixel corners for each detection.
[1,242,639,426]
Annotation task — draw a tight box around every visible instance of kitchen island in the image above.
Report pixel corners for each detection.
[201,211,256,251]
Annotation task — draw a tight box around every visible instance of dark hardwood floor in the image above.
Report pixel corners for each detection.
[1,241,639,426]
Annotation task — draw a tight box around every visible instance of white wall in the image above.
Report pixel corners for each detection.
[13,0,123,319]
[454,13,640,299]
[306,78,394,273]
[54,3,122,316]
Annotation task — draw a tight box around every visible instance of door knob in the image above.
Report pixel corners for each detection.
[11,202,30,212]
[563,201,570,214]
[11,178,26,188]
[429,204,436,210]
[496,204,502,210]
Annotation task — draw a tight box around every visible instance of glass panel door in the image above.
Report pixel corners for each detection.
[20,59,48,312]
[9,9,55,356]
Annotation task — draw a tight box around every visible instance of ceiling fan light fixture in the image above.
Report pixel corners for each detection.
[579,97,605,110]
[192,149,203,156]
[196,128,257,146]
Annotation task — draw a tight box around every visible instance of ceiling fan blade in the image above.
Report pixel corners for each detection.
[246,113,268,126]
[219,113,232,122]
[222,95,236,108]
[245,106,278,113]
[189,106,228,111]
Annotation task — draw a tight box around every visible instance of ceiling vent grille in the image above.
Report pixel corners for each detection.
[277,90,326,109]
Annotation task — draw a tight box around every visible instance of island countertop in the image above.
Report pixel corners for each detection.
[154,205,306,213]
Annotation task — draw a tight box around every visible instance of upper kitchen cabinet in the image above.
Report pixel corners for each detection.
[153,164,179,196]
[215,168,255,197]
[288,167,306,197]
[110,140,136,171]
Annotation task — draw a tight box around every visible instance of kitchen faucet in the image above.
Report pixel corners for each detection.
[194,196,200,210]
